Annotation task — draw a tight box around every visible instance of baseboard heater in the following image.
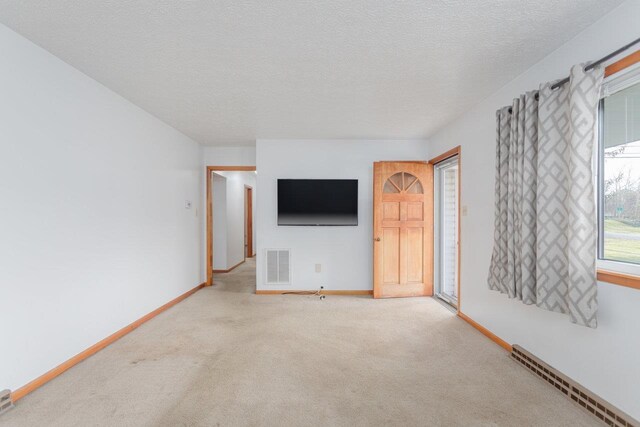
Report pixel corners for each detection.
[511,345,637,427]
[0,389,13,416]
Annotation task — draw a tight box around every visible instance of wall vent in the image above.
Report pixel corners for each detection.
[511,345,637,427]
[265,249,291,285]
[0,390,13,416]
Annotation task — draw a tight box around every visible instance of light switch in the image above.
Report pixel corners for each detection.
[462,205,468,216]
[315,264,322,273]
[185,200,192,209]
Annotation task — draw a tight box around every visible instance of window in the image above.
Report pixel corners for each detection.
[598,67,640,272]
[433,155,459,307]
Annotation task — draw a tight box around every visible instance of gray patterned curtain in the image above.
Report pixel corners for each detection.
[488,63,604,328]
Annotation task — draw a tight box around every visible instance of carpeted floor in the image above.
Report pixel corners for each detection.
[1,258,598,426]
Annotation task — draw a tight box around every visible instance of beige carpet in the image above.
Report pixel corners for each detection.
[1,258,598,426]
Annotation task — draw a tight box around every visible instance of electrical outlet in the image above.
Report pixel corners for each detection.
[185,200,192,209]
[315,264,322,273]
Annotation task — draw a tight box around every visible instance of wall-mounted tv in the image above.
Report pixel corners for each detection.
[278,179,358,226]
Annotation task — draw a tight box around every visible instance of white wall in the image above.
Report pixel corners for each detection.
[212,173,228,269]
[256,139,428,291]
[212,171,257,270]
[427,1,640,418]
[0,24,202,392]
[202,146,256,166]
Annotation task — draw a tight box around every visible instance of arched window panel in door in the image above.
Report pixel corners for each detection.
[383,172,423,194]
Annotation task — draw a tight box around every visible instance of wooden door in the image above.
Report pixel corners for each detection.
[245,186,253,258]
[373,162,433,298]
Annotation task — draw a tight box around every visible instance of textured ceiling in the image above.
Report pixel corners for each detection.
[0,0,623,146]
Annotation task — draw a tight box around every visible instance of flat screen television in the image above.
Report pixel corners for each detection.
[278,179,358,226]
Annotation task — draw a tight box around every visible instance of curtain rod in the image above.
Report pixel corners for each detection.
[506,37,640,110]
[549,36,640,91]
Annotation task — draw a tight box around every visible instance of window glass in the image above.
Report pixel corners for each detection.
[433,156,458,307]
[600,80,640,264]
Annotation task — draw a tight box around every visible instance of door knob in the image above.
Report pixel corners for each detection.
[374,237,381,242]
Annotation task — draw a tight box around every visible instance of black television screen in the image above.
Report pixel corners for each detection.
[278,179,358,226]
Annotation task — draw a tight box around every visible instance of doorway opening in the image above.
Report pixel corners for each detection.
[431,148,460,310]
[245,185,253,258]
[206,166,257,287]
